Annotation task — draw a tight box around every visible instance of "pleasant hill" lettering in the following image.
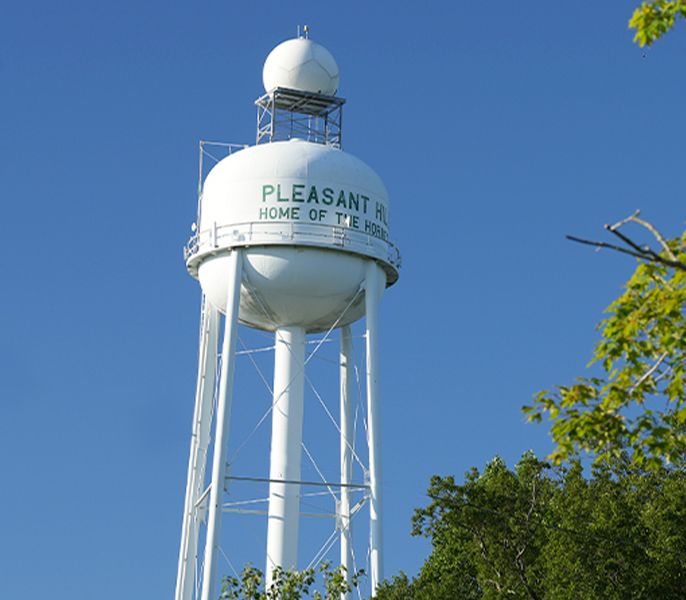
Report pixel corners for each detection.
[262,183,371,214]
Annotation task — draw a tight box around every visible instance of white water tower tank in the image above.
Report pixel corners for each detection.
[177,34,400,600]
[189,139,397,332]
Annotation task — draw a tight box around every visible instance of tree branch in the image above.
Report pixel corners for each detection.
[604,224,657,258]
[630,214,678,261]
[607,209,641,231]
[630,352,668,393]
[565,235,651,261]
[566,233,686,272]
[608,210,682,265]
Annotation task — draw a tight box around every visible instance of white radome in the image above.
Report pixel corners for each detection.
[263,37,339,95]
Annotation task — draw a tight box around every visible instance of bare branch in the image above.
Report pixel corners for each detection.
[630,215,678,261]
[654,365,673,387]
[630,352,668,393]
[566,234,686,271]
[565,235,651,261]
[572,212,686,270]
[653,255,685,271]
[602,225,681,269]
[604,213,684,267]
[607,209,641,231]
[604,224,655,257]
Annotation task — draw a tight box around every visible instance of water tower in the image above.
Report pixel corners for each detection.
[175,33,400,600]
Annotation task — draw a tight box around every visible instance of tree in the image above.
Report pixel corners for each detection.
[630,1,686,46]
[397,454,552,600]
[375,453,686,600]
[218,563,363,600]
[523,214,686,468]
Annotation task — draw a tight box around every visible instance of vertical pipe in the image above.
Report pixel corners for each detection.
[196,141,204,226]
[200,250,243,600]
[176,299,219,600]
[339,325,354,598]
[365,261,386,594]
[266,326,306,587]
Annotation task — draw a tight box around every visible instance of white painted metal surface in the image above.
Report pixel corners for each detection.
[175,300,218,600]
[186,219,401,281]
[265,326,306,585]
[198,141,389,241]
[199,248,366,333]
[176,35,400,600]
[263,37,339,95]
[192,139,398,332]
[339,325,354,598]
[365,261,387,594]
[200,250,243,600]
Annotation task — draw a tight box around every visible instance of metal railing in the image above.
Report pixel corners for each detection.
[184,220,402,273]
[196,141,249,226]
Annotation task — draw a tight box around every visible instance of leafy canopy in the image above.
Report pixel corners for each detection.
[376,453,686,600]
[630,1,686,46]
[218,562,363,600]
[524,217,686,468]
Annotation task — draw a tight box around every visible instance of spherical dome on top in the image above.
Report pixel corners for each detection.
[263,38,339,95]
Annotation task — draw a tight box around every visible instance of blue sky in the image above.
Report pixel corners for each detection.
[2,1,685,598]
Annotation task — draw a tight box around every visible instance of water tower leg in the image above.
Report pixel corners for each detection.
[176,298,219,600]
[365,261,386,594]
[339,325,354,598]
[200,249,243,600]
[266,325,306,587]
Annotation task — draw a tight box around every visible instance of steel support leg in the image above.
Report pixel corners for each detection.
[176,298,219,600]
[339,325,354,598]
[200,250,243,600]
[266,326,306,587]
[365,261,386,594]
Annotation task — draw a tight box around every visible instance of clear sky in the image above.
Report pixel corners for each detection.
[1,1,685,598]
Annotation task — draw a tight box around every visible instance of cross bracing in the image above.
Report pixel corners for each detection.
[176,285,378,600]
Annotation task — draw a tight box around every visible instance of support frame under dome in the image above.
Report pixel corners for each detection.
[255,87,345,148]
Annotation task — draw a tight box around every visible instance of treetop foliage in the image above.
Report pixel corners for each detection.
[376,453,686,600]
[218,562,363,600]
[524,216,686,469]
[630,1,686,46]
